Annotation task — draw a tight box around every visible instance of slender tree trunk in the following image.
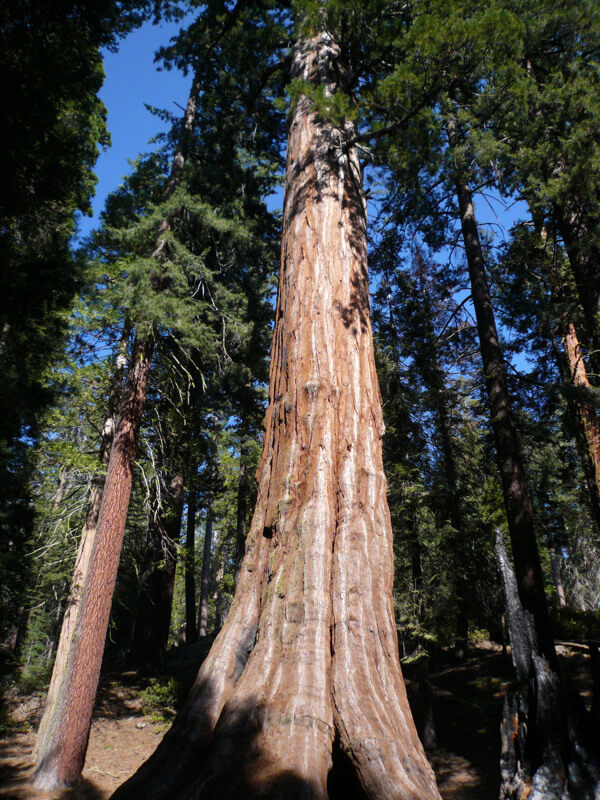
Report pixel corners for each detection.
[32,323,130,768]
[130,473,185,672]
[198,438,218,638]
[434,382,469,650]
[415,254,469,654]
[32,49,205,789]
[551,328,600,532]
[549,549,567,609]
[556,206,600,380]
[185,482,198,644]
[53,467,68,510]
[447,114,600,797]
[530,217,600,531]
[197,494,214,638]
[211,558,226,634]
[447,114,555,665]
[33,334,153,789]
[111,32,439,800]
[563,320,600,527]
[409,516,423,594]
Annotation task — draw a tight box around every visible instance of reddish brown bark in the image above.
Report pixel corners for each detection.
[563,321,600,526]
[32,41,206,787]
[32,324,130,769]
[544,241,600,531]
[556,205,600,381]
[32,335,153,790]
[111,33,439,800]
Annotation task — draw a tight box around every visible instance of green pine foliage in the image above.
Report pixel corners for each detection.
[4,0,600,712]
[0,0,175,643]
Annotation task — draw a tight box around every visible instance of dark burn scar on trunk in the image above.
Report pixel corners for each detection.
[233,622,258,682]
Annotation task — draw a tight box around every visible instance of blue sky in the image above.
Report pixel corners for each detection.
[76,17,193,240]
[79,14,527,246]
[79,15,531,369]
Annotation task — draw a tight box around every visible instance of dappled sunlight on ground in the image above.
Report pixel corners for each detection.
[0,641,593,799]
[0,677,166,800]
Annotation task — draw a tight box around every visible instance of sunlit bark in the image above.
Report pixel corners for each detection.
[32,323,130,774]
[111,32,439,800]
[563,321,600,527]
[32,56,202,791]
[33,335,152,789]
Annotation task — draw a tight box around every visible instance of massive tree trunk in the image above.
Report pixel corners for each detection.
[111,32,439,800]
[130,473,185,673]
[32,323,130,770]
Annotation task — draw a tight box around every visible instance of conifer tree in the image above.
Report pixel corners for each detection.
[496,223,600,533]
[0,2,171,622]
[33,1,281,786]
[491,0,600,379]
[361,0,600,792]
[112,9,439,798]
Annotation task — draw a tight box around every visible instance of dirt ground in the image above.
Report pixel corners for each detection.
[0,642,592,799]
[0,673,168,800]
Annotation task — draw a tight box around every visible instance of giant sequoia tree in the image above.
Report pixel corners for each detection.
[112,27,439,800]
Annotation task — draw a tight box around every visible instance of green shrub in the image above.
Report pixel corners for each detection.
[139,677,178,723]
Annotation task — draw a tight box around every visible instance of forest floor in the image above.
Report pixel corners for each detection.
[0,640,592,799]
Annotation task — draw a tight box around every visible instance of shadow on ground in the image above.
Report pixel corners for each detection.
[406,643,514,800]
